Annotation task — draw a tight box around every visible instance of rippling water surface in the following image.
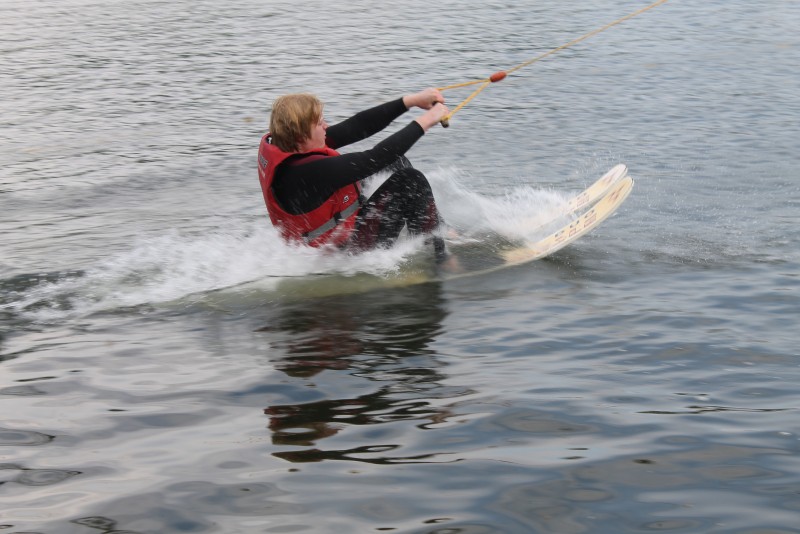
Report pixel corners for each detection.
[2,0,799,532]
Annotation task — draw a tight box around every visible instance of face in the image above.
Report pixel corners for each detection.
[304,114,328,151]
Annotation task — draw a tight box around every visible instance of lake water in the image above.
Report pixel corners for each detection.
[2,0,799,532]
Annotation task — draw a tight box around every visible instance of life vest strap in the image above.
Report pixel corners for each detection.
[302,198,361,243]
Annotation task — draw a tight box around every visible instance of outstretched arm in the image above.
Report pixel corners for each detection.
[326,88,448,148]
[325,99,408,149]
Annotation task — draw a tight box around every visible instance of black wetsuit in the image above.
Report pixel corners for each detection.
[271,98,443,253]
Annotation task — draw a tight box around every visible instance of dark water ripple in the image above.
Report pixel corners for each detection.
[0,428,55,447]
[0,463,82,487]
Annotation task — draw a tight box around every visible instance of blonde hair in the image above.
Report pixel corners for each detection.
[269,94,323,152]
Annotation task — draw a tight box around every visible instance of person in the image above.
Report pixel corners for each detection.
[257,88,451,261]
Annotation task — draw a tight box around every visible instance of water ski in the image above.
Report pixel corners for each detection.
[437,170,634,280]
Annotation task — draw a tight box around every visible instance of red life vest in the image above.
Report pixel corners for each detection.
[257,135,362,247]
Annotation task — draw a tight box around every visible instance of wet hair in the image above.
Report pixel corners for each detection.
[269,94,323,152]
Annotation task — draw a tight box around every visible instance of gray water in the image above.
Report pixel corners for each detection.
[2,0,800,532]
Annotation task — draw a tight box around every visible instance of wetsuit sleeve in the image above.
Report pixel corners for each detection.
[325,98,409,149]
[272,121,425,215]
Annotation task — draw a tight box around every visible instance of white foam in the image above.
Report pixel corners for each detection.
[427,166,572,241]
[5,167,578,321]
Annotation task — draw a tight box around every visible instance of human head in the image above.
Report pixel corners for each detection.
[269,93,324,152]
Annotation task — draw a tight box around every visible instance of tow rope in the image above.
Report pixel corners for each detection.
[437,0,670,126]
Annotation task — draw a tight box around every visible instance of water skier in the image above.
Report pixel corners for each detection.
[257,88,450,261]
